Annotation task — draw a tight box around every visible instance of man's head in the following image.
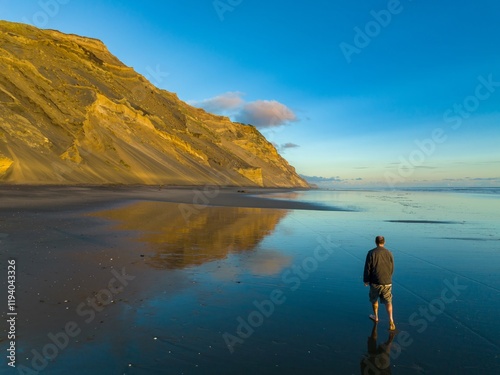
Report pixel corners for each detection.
[375,236,385,246]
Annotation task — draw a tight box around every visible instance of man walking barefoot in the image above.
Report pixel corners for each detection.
[363,236,396,331]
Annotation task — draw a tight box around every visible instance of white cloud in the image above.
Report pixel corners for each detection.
[191,93,297,128]
[190,91,244,113]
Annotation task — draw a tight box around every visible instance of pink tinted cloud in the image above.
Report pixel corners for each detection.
[236,100,297,128]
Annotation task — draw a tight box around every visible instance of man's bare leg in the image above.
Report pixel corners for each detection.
[370,301,379,322]
[386,302,396,330]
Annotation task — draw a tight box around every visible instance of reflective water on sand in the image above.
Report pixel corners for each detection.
[92,202,289,270]
[2,190,499,374]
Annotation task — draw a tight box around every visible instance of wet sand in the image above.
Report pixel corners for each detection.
[0,185,330,374]
[1,187,499,374]
[0,185,328,212]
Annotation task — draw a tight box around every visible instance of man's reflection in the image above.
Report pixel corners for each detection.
[360,321,396,375]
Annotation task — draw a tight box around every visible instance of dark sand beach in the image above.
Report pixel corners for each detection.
[1,187,499,374]
[0,185,327,211]
[0,186,336,374]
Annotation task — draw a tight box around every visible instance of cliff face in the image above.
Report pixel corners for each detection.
[0,21,309,187]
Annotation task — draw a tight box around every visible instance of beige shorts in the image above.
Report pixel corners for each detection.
[369,284,392,304]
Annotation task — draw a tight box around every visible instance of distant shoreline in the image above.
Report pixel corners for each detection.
[2,185,497,214]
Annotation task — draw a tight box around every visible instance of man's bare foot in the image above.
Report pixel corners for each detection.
[369,314,379,322]
[389,321,396,331]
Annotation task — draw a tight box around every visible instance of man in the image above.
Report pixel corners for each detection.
[363,236,396,331]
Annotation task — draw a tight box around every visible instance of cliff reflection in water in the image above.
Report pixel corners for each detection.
[93,201,288,269]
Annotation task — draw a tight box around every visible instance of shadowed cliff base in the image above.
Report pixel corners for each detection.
[0,185,340,212]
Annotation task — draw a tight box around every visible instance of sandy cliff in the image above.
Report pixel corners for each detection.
[0,21,308,187]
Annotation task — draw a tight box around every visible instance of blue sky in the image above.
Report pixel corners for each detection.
[2,0,500,187]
